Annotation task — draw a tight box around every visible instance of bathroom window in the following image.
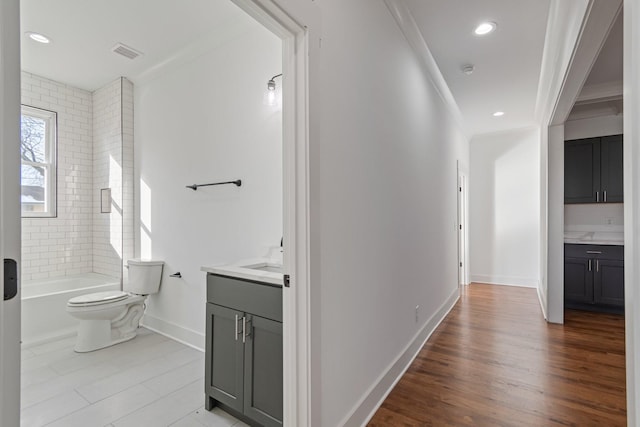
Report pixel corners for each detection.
[20,105,57,217]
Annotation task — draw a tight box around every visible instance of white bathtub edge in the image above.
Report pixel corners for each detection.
[141,313,205,353]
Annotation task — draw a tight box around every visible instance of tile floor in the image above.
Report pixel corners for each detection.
[20,328,246,427]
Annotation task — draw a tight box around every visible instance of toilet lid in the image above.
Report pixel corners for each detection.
[68,290,129,306]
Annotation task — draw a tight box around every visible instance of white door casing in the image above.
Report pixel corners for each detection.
[0,0,23,424]
[229,1,312,425]
[458,161,469,286]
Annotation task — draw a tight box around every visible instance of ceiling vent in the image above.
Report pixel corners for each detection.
[111,43,143,60]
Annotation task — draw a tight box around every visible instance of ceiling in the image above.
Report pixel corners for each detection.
[405,0,552,137]
[568,11,623,121]
[584,12,623,87]
[20,0,252,91]
[21,1,620,136]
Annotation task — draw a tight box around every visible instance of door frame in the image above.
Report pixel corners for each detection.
[457,160,469,286]
[229,1,310,425]
[1,0,23,423]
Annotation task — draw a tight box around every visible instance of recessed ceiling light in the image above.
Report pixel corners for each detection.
[474,22,497,36]
[493,111,505,117]
[26,32,51,44]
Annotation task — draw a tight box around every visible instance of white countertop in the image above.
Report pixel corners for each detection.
[201,257,283,286]
[564,231,624,246]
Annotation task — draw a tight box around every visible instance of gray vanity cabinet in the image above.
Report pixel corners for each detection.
[205,273,283,427]
[243,314,283,426]
[205,303,245,412]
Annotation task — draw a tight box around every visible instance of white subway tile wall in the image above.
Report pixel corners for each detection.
[121,79,135,284]
[93,78,128,279]
[21,73,134,282]
[21,72,94,282]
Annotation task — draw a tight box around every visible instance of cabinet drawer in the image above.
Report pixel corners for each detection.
[207,274,282,322]
[564,244,623,260]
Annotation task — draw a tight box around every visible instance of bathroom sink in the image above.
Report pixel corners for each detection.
[240,262,283,274]
[251,265,283,273]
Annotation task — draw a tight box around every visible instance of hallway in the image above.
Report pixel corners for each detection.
[369,284,626,426]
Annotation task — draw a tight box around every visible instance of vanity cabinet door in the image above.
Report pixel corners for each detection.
[243,314,283,427]
[564,257,594,304]
[205,303,245,413]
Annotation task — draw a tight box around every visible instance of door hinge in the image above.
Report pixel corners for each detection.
[460,262,463,267]
[284,274,290,288]
[459,187,462,192]
[459,224,462,230]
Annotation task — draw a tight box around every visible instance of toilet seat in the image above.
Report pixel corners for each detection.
[68,290,129,307]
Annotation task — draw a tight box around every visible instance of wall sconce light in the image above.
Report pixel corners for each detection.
[265,73,283,106]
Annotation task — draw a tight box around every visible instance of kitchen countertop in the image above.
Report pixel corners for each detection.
[564,231,624,246]
[201,257,283,286]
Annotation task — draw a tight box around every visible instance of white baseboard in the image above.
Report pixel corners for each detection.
[537,284,548,320]
[141,313,205,352]
[470,274,538,288]
[339,287,460,427]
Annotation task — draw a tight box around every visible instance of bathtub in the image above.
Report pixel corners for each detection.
[21,273,121,346]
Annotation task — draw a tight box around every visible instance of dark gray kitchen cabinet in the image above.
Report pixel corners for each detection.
[564,244,624,313]
[564,257,594,304]
[600,135,624,203]
[594,259,625,307]
[564,134,623,204]
[565,138,600,204]
[205,273,283,427]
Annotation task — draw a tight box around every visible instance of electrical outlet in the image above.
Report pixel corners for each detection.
[606,217,613,225]
[415,305,420,323]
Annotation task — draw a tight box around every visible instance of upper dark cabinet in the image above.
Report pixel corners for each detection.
[565,134,623,204]
[600,135,623,203]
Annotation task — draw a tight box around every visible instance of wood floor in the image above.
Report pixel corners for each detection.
[368,283,626,426]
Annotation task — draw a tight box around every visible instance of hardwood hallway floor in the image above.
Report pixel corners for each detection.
[368,283,626,426]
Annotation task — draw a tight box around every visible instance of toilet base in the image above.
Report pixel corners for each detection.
[73,302,145,353]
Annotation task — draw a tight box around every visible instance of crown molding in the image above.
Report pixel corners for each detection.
[575,80,623,104]
[383,0,468,139]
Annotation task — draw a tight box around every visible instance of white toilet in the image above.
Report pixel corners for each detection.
[66,259,164,352]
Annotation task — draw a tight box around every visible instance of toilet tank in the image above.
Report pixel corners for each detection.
[125,259,164,295]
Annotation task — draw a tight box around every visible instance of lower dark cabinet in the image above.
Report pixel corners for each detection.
[564,257,594,304]
[205,274,283,427]
[564,244,624,313]
[594,259,625,306]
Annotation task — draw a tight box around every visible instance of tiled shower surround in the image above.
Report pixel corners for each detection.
[21,72,134,283]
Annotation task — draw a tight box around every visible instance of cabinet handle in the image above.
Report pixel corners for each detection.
[596,191,599,202]
[588,260,592,271]
[596,260,600,272]
[235,314,239,341]
[604,191,607,202]
[586,251,602,254]
[242,316,247,343]
[242,317,252,343]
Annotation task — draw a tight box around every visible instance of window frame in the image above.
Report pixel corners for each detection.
[20,105,57,218]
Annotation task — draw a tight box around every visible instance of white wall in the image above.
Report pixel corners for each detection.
[306,1,468,425]
[623,0,639,420]
[470,127,541,288]
[93,78,133,279]
[134,24,282,347]
[20,72,93,282]
[547,124,565,323]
